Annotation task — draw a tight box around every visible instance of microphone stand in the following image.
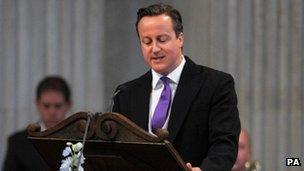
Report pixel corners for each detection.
[76,112,92,170]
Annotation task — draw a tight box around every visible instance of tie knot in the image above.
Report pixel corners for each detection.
[160,77,170,85]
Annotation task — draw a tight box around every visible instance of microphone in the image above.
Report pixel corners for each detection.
[107,84,127,112]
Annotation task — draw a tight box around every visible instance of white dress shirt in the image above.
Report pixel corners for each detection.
[39,121,47,131]
[148,56,186,134]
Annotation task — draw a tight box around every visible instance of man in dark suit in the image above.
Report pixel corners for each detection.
[113,3,241,171]
[3,76,72,171]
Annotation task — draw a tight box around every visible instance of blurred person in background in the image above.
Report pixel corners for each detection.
[3,76,72,171]
[232,129,260,171]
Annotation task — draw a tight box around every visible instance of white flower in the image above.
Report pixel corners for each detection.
[60,157,72,171]
[72,142,83,153]
[60,142,85,171]
[76,153,85,164]
[72,153,85,167]
[66,142,73,146]
[62,147,72,157]
[78,166,84,171]
[79,154,85,164]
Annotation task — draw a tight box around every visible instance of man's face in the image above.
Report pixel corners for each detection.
[137,14,184,75]
[232,131,251,171]
[36,90,71,126]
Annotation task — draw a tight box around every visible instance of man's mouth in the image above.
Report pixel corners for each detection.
[152,56,165,61]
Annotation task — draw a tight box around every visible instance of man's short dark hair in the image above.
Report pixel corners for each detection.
[36,76,71,102]
[136,3,183,37]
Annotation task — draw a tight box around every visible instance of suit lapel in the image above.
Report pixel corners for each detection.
[168,57,205,142]
[130,71,152,131]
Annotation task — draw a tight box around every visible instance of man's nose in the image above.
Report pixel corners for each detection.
[48,106,57,114]
[152,42,161,53]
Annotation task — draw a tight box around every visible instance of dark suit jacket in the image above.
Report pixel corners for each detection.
[113,56,241,171]
[2,129,49,171]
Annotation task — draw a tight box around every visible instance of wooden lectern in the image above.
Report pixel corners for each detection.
[27,112,187,171]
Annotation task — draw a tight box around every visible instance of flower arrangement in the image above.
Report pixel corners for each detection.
[59,142,85,171]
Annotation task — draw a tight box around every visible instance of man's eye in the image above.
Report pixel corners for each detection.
[54,104,63,109]
[158,36,168,43]
[43,104,50,109]
[142,38,152,45]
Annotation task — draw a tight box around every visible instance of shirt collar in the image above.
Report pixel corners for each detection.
[151,55,186,89]
[39,121,47,131]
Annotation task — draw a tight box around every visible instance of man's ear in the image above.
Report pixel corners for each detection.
[178,32,184,48]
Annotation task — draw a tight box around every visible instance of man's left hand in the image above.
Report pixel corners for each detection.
[186,163,202,171]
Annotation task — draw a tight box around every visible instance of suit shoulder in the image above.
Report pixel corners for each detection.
[8,129,27,143]
[199,65,232,77]
[116,71,150,89]
[118,78,139,88]
[185,56,234,81]
[199,65,234,81]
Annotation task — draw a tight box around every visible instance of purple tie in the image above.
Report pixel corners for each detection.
[151,77,172,133]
